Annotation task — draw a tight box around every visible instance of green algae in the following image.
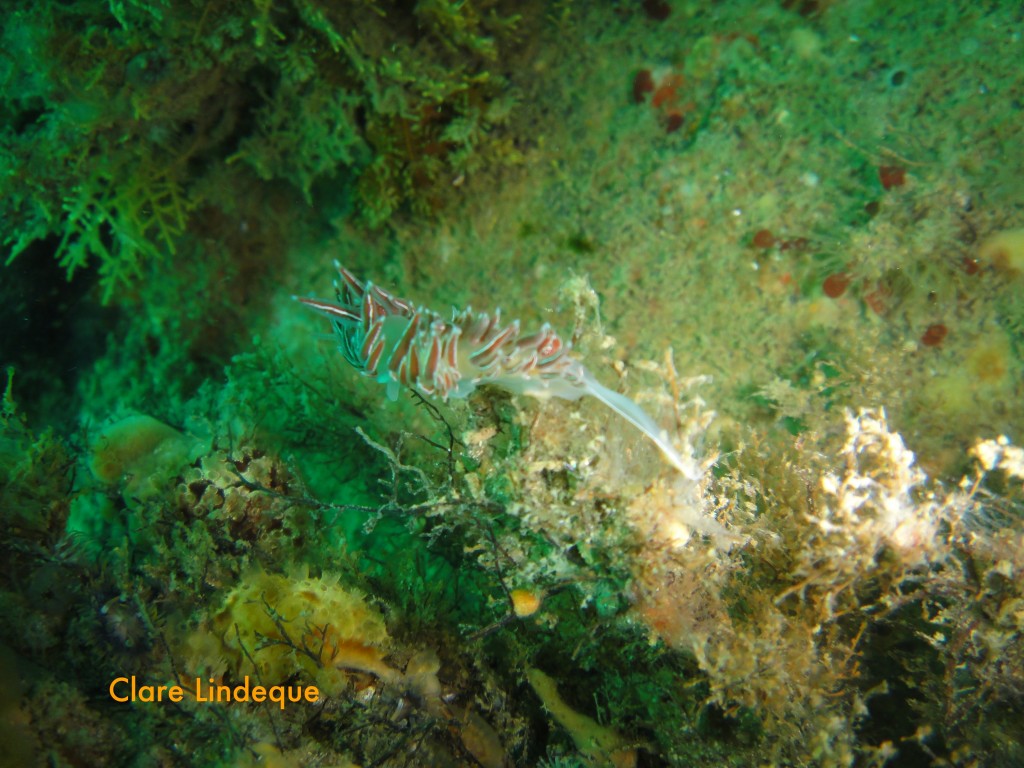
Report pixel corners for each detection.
[2,1,1024,766]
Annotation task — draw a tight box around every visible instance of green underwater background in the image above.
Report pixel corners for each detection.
[2,0,1024,765]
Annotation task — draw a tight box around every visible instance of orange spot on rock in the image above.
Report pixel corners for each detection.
[664,109,684,133]
[879,165,906,190]
[921,323,948,347]
[823,272,851,298]
[651,73,685,108]
[632,69,654,104]
[752,228,776,249]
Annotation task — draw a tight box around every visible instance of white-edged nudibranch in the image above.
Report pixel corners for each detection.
[295,261,699,479]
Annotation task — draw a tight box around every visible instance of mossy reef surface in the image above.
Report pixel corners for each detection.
[2,1,1023,766]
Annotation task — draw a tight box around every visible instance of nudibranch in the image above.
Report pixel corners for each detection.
[296,262,698,479]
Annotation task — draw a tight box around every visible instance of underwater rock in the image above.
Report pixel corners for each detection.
[88,414,200,501]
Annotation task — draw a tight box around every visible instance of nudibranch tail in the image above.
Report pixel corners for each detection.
[580,373,701,481]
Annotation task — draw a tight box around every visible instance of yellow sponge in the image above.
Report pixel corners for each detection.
[186,568,396,695]
[978,228,1024,277]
